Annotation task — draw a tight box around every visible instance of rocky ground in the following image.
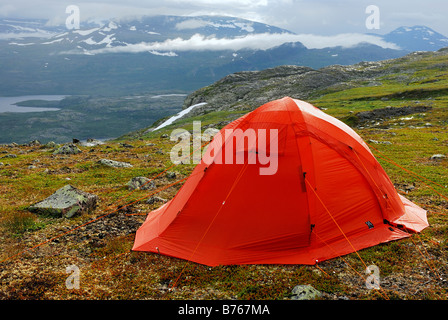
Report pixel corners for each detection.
[0,126,447,301]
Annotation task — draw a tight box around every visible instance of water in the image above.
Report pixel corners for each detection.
[0,95,66,113]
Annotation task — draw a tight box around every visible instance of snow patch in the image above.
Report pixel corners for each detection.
[102,21,118,32]
[234,22,254,32]
[151,94,187,99]
[54,32,69,38]
[175,18,255,32]
[97,34,115,47]
[175,19,210,30]
[82,37,98,45]
[42,38,64,44]
[9,42,34,46]
[73,28,99,36]
[153,102,207,131]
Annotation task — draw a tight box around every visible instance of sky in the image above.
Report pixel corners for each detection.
[1,0,447,36]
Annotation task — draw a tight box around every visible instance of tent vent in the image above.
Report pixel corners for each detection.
[365,221,374,229]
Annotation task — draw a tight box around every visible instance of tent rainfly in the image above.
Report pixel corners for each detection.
[133,97,428,266]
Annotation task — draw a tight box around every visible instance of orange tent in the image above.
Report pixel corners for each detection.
[133,97,428,266]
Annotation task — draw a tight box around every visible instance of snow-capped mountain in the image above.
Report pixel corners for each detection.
[382,25,448,52]
[4,15,293,54]
[1,15,447,96]
[4,16,447,53]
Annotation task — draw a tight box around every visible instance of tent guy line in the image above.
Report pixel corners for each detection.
[0,173,192,265]
[0,139,214,265]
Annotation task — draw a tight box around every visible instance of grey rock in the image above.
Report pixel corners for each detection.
[53,143,81,155]
[98,159,133,168]
[369,139,392,145]
[430,154,446,160]
[44,141,57,148]
[126,176,155,190]
[290,285,322,300]
[146,196,167,205]
[166,171,177,179]
[26,140,41,146]
[28,185,98,218]
[1,154,17,159]
[80,139,104,147]
[356,105,432,123]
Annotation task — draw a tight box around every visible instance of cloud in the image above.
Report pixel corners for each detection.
[293,33,400,49]
[67,31,400,55]
[175,19,212,30]
[2,1,447,37]
[0,32,55,40]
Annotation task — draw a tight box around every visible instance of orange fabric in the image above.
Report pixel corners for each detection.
[132,97,429,266]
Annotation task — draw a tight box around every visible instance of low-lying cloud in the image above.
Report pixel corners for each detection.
[0,30,56,40]
[72,32,400,55]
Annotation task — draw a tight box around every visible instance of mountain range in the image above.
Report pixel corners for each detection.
[0,15,447,144]
[1,15,447,97]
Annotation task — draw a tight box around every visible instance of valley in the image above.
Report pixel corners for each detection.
[0,93,186,144]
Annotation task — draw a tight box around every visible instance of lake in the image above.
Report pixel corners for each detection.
[0,95,66,113]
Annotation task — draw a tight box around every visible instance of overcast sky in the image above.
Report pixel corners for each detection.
[0,0,447,35]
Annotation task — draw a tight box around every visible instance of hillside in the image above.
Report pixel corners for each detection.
[179,48,448,114]
[0,48,448,301]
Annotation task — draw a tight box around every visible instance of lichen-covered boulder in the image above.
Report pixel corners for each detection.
[28,185,98,218]
[53,143,81,155]
[126,177,155,190]
[290,285,322,300]
[97,159,133,168]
